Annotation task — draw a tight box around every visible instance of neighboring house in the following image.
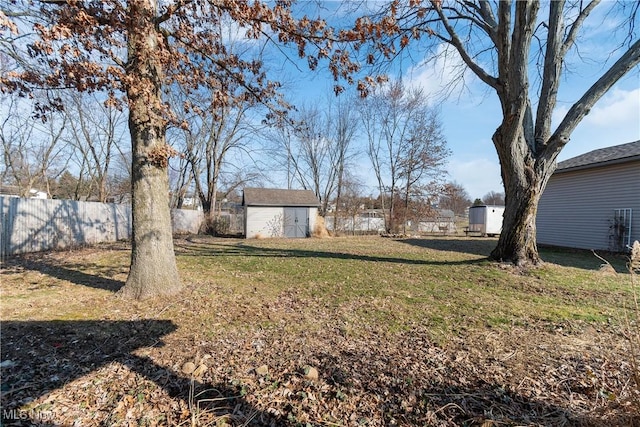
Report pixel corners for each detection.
[29,189,48,199]
[243,188,319,238]
[0,185,48,199]
[181,196,202,210]
[537,140,640,252]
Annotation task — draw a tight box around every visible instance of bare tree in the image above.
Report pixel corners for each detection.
[336,170,366,235]
[398,107,449,233]
[167,82,264,232]
[265,125,296,190]
[483,190,505,206]
[439,181,471,216]
[63,92,128,202]
[166,18,271,230]
[360,81,449,233]
[326,95,359,231]
[1,93,69,197]
[110,148,132,203]
[167,147,192,209]
[359,0,640,264]
[269,106,337,215]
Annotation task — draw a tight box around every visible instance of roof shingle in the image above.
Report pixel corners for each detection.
[243,188,319,207]
[556,140,640,172]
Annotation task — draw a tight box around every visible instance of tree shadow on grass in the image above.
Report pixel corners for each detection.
[0,320,279,426]
[306,347,637,427]
[398,237,496,258]
[538,245,630,273]
[173,238,488,267]
[2,256,125,292]
[400,238,631,273]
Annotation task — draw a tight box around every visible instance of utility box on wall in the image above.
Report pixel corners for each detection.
[468,205,505,236]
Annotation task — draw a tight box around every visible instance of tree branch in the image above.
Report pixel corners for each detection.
[549,38,640,154]
[561,0,600,56]
[477,0,497,30]
[433,1,497,88]
[534,0,564,147]
[508,0,537,94]
[155,0,194,25]
[495,0,512,88]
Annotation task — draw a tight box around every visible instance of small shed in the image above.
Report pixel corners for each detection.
[243,188,319,238]
[468,205,505,236]
[417,209,456,234]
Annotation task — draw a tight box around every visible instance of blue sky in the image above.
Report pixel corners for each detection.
[278,2,640,200]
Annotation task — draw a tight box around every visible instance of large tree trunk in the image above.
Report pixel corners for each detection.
[333,168,343,233]
[118,0,182,299]
[491,179,542,266]
[490,126,555,266]
[120,124,182,299]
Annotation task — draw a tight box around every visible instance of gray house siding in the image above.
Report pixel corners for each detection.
[537,161,640,251]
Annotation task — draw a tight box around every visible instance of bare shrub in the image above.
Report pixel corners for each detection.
[313,215,330,238]
[631,241,640,273]
[199,215,230,236]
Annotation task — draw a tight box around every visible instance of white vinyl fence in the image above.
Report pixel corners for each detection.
[0,197,203,258]
[324,215,386,234]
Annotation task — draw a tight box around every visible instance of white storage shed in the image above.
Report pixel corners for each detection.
[243,188,319,239]
[468,205,504,236]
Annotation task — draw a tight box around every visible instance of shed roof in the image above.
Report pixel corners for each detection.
[556,140,640,173]
[436,209,455,219]
[418,209,455,221]
[243,187,319,207]
[0,185,21,195]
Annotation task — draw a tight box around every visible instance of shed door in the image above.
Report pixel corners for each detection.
[284,208,308,238]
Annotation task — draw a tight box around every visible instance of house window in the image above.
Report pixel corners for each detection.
[610,208,633,251]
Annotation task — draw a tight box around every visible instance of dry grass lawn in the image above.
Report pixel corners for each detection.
[1,235,638,426]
